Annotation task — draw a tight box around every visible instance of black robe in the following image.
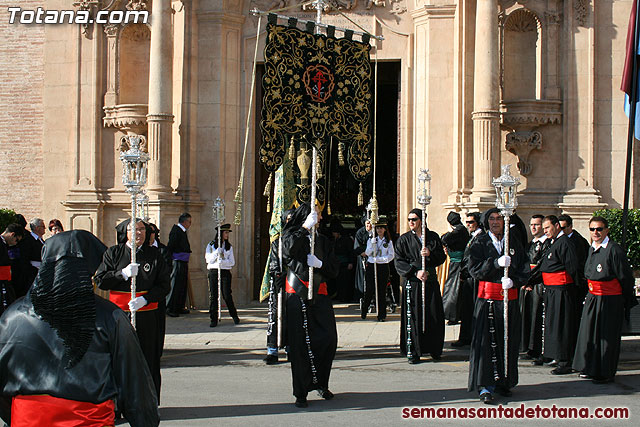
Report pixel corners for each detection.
[0,239,13,316]
[94,244,171,401]
[267,237,287,350]
[567,230,591,318]
[166,224,191,313]
[573,239,638,378]
[457,229,485,343]
[394,229,447,360]
[353,226,370,296]
[540,234,579,362]
[282,228,339,398]
[519,236,551,354]
[467,232,529,391]
[331,234,355,302]
[441,225,470,322]
[0,295,159,426]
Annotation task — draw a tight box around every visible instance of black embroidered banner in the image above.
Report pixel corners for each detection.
[259,22,372,205]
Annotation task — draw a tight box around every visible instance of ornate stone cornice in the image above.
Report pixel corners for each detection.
[411,4,456,20]
[574,0,589,26]
[500,100,562,127]
[104,104,148,134]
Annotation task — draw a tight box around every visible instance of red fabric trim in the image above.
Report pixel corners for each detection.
[0,265,11,281]
[529,264,536,270]
[588,279,623,296]
[542,271,573,286]
[11,395,115,427]
[109,290,157,312]
[478,281,518,301]
[284,276,327,295]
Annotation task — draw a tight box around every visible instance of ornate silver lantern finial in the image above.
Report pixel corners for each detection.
[492,164,520,216]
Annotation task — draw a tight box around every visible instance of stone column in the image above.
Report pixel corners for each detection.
[470,0,500,201]
[147,0,174,195]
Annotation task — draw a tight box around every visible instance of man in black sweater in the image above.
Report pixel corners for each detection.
[166,213,192,317]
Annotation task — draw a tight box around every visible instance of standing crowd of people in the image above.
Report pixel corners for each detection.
[0,204,637,424]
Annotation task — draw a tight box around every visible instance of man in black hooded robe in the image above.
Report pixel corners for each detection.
[0,230,159,426]
[281,203,339,408]
[441,211,470,325]
[395,208,447,363]
[573,216,638,383]
[467,207,529,404]
[94,219,171,401]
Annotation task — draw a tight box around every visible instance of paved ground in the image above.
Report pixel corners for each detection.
[121,303,640,426]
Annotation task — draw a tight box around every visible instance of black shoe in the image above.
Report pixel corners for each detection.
[549,359,559,367]
[551,367,573,375]
[579,372,591,379]
[431,354,442,361]
[295,397,308,408]
[178,308,190,315]
[592,376,614,384]
[451,340,470,348]
[209,321,217,328]
[408,357,420,365]
[532,358,544,366]
[233,317,240,325]
[377,318,385,322]
[317,388,334,400]
[447,320,459,325]
[166,311,179,318]
[480,392,494,404]
[264,354,278,365]
[495,386,512,397]
[360,313,367,320]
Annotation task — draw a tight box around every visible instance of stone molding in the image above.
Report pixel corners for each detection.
[104,104,149,135]
[500,99,562,127]
[411,4,456,20]
[505,130,541,176]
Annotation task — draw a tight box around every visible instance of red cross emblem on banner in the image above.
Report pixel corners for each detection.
[303,64,334,103]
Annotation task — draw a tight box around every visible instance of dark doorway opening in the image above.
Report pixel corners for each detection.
[253,61,401,300]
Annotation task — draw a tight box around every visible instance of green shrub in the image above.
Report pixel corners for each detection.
[593,208,640,270]
[0,208,17,234]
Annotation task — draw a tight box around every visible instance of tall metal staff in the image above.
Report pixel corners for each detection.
[368,198,380,319]
[492,164,520,380]
[212,197,225,322]
[120,135,150,329]
[416,169,432,332]
[277,231,284,348]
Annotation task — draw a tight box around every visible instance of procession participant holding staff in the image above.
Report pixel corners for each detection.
[573,216,638,384]
[467,208,529,403]
[281,203,339,408]
[441,211,470,326]
[205,224,239,326]
[94,219,171,401]
[395,208,446,364]
[361,217,394,322]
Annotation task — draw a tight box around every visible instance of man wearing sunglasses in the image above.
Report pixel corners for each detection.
[539,215,579,375]
[573,216,638,384]
[394,208,446,364]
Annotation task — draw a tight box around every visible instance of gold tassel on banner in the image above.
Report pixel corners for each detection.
[289,136,296,161]
[263,172,273,213]
[233,184,243,226]
[369,192,379,225]
[357,183,364,206]
[338,141,345,167]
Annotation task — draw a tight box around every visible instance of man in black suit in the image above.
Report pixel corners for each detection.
[558,214,590,322]
[166,213,192,317]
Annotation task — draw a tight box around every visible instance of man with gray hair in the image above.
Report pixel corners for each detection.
[25,218,46,291]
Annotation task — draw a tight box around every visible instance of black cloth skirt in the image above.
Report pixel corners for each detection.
[573,293,624,378]
[442,261,463,322]
[543,286,578,361]
[468,298,521,392]
[400,279,445,359]
[286,294,337,398]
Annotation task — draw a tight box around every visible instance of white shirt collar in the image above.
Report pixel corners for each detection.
[488,231,504,253]
[567,231,574,238]
[177,223,187,233]
[591,235,609,250]
[30,231,42,242]
[152,240,158,247]
[532,234,548,243]
[472,229,482,237]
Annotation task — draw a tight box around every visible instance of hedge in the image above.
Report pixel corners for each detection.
[593,208,640,271]
[0,208,17,234]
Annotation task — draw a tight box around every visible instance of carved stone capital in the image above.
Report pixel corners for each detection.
[104,104,149,135]
[500,100,562,128]
[126,0,148,11]
[104,23,120,37]
[574,0,589,26]
[505,131,542,176]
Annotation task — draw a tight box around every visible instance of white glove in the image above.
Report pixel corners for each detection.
[502,277,514,290]
[128,296,147,312]
[307,254,323,268]
[497,255,511,268]
[302,210,318,230]
[121,263,139,280]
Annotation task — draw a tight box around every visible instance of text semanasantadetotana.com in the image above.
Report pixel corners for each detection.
[7,7,148,25]
[402,404,630,419]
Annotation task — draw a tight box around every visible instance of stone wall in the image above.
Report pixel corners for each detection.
[0,1,45,221]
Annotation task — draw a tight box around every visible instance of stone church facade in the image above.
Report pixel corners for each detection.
[1,0,638,306]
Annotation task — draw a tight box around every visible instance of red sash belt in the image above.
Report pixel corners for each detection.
[542,271,573,286]
[0,265,10,281]
[478,281,518,301]
[109,290,157,312]
[11,395,115,427]
[285,277,327,296]
[588,279,622,296]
